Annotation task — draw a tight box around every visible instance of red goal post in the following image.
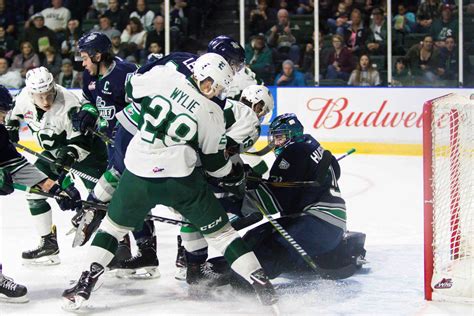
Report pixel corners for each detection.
[423,93,473,303]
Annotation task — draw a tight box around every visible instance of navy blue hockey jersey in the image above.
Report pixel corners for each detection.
[268,134,340,215]
[0,124,29,174]
[82,57,138,138]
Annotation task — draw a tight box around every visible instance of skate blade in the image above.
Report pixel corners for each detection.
[72,210,95,248]
[0,294,29,303]
[62,295,85,311]
[174,266,186,281]
[115,267,161,279]
[22,255,60,266]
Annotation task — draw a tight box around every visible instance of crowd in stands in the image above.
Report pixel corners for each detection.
[0,0,472,89]
[245,0,473,87]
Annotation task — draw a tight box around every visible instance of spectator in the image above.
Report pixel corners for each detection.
[94,15,119,40]
[41,0,71,34]
[110,29,132,59]
[392,57,413,86]
[87,0,109,18]
[274,59,305,86]
[56,58,81,88]
[343,8,368,56]
[0,57,23,88]
[431,4,458,47]
[249,0,277,36]
[169,0,187,39]
[0,26,15,60]
[64,0,91,22]
[326,34,354,81]
[296,0,313,15]
[0,0,15,35]
[405,35,443,85]
[146,41,163,62]
[416,0,441,33]
[130,0,155,32]
[23,13,58,54]
[12,41,41,78]
[61,19,82,59]
[327,1,349,36]
[393,3,416,34]
[348,54,381,86]
[301,34,315,84]
[104,0,129,32]
[438,36,458,81]
[366,7,386,55]
[121,17,147,50]
[41,46,62,77]
[266,9,300,66]
[319,31,334,79]
[145,15,165,52]
[245,33,274,84]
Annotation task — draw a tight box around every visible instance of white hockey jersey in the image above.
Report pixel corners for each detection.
[224,99,261,153]
[226,67,258,100]
[11,85,91,161]
[124,65,232,178]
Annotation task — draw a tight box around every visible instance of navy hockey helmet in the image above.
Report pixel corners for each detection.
[0,85,13,112]
[77,32,112,61]
[207,35,245,73]
[269,113,304,155]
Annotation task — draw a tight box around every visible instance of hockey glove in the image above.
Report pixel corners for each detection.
[0,169,14,195]
[72,104,99,134]
[50,146,78,175]
[5,119,20,143]
[48,183,82,211]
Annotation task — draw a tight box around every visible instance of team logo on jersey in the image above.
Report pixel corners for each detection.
[278,159,290,170]
[88,81,96,90]
[96,96,115,120]
[152,166,164,173]
[433,278,453,289]
[24,110,34,120]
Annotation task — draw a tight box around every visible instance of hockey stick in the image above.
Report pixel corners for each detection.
[14,143,99,184]
[87,127,115,146]
[247,148,356,188]
[243,142,275,156]
[246,194,320,273]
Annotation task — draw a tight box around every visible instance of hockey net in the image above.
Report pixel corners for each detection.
[423,93,473,303]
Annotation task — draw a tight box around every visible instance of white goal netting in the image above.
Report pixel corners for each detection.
[425,93,473,302]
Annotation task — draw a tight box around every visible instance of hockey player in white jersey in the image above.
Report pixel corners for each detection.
[180,85,275,285]
[5,67,107,264]
[62,53,278,310]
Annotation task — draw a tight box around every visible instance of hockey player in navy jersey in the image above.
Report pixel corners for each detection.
[204,113,366,284]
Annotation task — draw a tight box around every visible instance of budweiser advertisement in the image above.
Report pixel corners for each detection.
[277,88,471,153]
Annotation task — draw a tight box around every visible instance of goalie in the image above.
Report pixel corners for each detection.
[208,113,367,283]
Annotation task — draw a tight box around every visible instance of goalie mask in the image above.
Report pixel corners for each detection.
[193,53,234,100]
[240,85,274,119]
[269,113,304,156]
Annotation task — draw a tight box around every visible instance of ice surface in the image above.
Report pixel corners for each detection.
[1,153,472,315]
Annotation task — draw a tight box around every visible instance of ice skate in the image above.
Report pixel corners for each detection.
[115,236,160,279]
[175,235,187,280]
[62,262,104,310]
[0,272,28,303]
[72,208,106,247]
[250,268,279,312]
[22,225,60,265]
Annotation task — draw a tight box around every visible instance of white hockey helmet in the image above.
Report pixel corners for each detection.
[240,85,274,118]
[193,53,234,99]
[25,67,55,94]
